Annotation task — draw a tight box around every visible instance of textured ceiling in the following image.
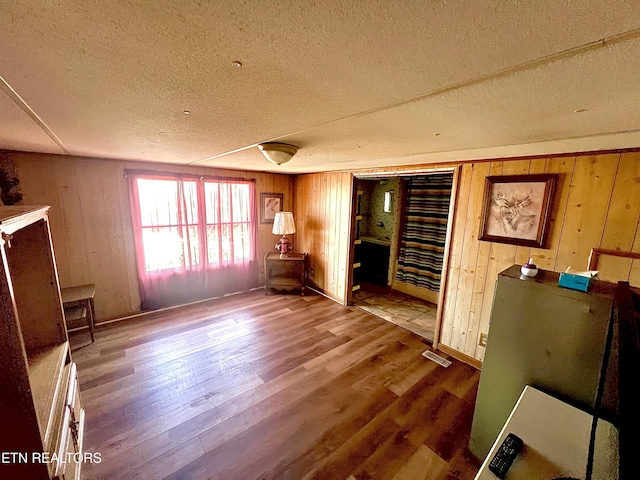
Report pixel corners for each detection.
[1,1,639,173]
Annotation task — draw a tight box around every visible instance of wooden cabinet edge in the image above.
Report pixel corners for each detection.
[29,343,69,447]
[0,206,84,478]
[0,205,50,235]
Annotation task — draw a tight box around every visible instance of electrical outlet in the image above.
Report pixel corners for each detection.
[479,333,488,347]
[310,267,315,276]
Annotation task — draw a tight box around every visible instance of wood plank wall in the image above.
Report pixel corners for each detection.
[292,151,640,364]
[293,172,353,304]
[9,151,293,320]
[9,149,640,364]
[440,151,640,362]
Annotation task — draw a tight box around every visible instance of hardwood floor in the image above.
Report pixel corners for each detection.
[70,290,481,480]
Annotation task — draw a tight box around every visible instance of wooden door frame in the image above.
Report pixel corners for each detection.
[431,165,461,350]
[345,174,358,306]
[346,166,461,349]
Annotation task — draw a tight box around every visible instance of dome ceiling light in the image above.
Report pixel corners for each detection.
[258,142,298,166]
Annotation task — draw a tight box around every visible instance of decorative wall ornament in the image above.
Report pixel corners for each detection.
[260,192,283,224]
[479,174,558,248]
[0,154,23,205]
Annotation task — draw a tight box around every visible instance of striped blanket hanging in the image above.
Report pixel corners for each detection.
[395,173,453,292]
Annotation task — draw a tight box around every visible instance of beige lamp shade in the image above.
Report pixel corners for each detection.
[272,212,296,235]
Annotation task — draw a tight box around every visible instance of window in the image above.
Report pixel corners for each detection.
[137,178,200,271]
[129,172,256,274]
[203,181,253,267]
[128,171,258,309]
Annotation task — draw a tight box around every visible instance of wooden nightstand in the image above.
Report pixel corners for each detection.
[264,252,306,295]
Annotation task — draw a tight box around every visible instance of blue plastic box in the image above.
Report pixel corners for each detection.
[558,272,591,292]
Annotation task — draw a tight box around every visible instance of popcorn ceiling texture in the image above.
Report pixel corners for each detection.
[1,2,639,173]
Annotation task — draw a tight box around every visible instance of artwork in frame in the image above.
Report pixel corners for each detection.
[260,192,283,224]
[479,174,558,248]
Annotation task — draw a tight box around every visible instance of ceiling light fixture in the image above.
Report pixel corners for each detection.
[231,60,243,68]
[258,142,298,165]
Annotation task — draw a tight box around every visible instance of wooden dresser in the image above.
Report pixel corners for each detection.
[0,206,85,479]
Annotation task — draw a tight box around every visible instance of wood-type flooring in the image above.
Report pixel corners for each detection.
[70,289,481,480]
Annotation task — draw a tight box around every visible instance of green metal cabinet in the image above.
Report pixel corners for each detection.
[469,265,617,460]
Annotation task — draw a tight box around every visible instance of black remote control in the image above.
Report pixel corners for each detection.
[488,433,523,479]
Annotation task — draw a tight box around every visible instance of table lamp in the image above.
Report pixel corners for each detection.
[272,212,296,258]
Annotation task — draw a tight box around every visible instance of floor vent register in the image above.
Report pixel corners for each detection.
[422,349,452,368]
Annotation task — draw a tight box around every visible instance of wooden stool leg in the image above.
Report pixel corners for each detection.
[87,298,96,343]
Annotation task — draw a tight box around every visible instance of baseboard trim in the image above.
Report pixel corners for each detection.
[438,344,482,370]
[305,284,345,305]
[92,286,265,328]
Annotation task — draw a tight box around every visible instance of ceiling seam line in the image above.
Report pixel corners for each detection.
[188,26,640,167]
[363,26,640,115]
[0,74,69,154]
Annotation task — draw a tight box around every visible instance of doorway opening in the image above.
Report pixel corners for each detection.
[348,169,457,345]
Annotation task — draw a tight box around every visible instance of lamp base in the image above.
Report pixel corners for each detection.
[275,235,292,258]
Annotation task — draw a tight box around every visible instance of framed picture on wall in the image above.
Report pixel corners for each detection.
[479,174,558,248]
[260,192,283,224]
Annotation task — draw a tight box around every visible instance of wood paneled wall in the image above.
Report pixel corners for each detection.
[293,151,640,364]
[10,151,293,320]
[10,148,640,364]
[440,151,640,361]
[293,172,353,304]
